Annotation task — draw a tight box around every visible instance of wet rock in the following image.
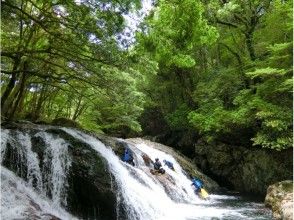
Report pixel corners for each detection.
[51,118,81,128]
[194,140,292,195]
[41,213,62,220]
[265,180,293,220]
[2,126,118,220]
[45,128,117,220]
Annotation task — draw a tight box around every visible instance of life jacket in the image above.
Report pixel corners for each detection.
[154,161,162,170]
[123,149,131,161]
[165,161,173,169]
[192,178,203,188]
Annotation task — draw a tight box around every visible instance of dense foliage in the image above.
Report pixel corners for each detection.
[137,0,293,150]
[1,0,152,132]
[1,0,292,150]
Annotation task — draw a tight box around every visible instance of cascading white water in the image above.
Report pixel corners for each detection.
[1,127,271,220]
[16,132,43,192]
[1,166,76,220]
[35,131,72,207]
[61,128,270,220]
[0,129,9,163]
[1,128,72,218]
[62,128,175,220]
[1,130,42,188]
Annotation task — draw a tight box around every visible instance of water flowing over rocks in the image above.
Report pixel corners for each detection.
[265,181,293,220]
[1,124,117,219]
[126,138,219,192]
[1,122,272,220]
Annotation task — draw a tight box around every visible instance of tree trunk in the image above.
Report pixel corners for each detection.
[245,31,256,61]
[1,58,21,113]
[7,61,30,120]
[72,96,83,121]
[8,72,28,121]
[33,85,48,121]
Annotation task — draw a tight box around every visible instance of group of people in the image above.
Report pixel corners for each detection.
[121,147,175,173]
[121,148,206,198]
[153,158,205,194]
[153,158,176,174]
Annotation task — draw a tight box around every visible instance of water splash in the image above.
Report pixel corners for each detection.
[35,131,72,207]
[1,129,9,163]
[16,132,43,192]
[1,129,72,208]
[1,127,272,220]
[61,128,271,220]
[1,166,76,220]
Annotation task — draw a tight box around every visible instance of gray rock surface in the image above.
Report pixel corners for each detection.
[194,140,292,195]
[265,180,293,220]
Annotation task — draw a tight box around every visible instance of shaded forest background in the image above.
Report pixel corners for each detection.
[1,0,292,154]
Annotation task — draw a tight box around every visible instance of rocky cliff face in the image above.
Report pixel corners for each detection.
[265,181,293,220]
[194,140,292,196]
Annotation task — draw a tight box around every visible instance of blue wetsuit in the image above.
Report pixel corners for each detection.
[191,178,203,193]
[122,149,135,166]
[122,149,131,161]
[164,160,174,170]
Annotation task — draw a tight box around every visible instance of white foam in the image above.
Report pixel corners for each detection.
[62,128,255,220]
[1,166,77,220]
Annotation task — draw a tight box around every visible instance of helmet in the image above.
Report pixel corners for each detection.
[155,158,159,161]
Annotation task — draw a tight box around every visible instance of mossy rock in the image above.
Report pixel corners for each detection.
[194,140,293,196]
[51,118,81,128]
[265,180,293,220]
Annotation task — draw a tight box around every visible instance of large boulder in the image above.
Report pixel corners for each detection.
[265,181,293,220]
[194,140,292,195]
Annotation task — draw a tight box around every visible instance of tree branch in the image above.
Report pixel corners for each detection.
[215,18,239,28]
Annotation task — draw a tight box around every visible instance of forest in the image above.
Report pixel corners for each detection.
[1,0,293,152]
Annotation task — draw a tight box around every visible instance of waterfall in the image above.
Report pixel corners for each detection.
[1,127,271,220]
[35,131,71,207]
[16,132,43,192]
[1,128,72,217]
[61,128,270,220]
[0,129,9,163]
[1,166,76,220]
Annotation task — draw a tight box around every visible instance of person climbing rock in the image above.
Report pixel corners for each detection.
[191,176,203,193]
[142,153,152,166]
[163,159,175,171]
[122,148,135,166]
[153,158,165,174]
[190,176,209,199]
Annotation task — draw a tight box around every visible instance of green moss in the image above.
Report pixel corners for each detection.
[280,181,293,193]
